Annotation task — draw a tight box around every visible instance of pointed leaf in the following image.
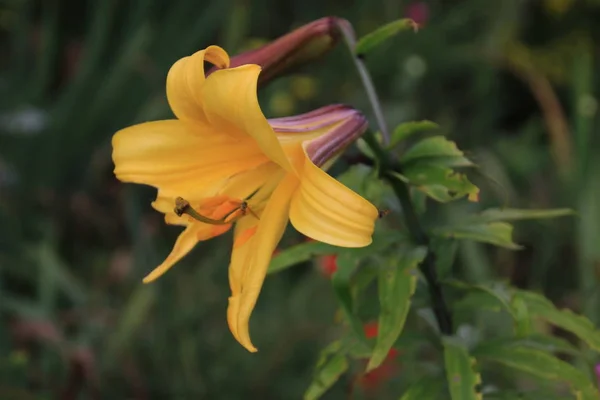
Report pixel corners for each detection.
[442,337,482,400]
[474,344,599,399]
[402,136,466,163]
[402,164,479,203]
[476,208,575,222]
[516,290,600,352]
[434,222,522,250]
[389,120,439,147]
[399,376,445,400]
[367,246,426,371]
[446,280,529,335]
[355,19,418,56]
[304,353,348,400]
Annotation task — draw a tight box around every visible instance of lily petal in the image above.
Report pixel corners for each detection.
[290,150,378,247]
[227,174,298,352]
[143,222,231,283]
[112,120,267,196]
[166,45,230,122]
[200,65,294,173]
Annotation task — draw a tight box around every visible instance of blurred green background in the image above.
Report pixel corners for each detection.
[1,0,599,398]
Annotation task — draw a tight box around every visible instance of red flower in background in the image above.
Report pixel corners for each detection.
[405,2,430,27]
[356,322,401,390]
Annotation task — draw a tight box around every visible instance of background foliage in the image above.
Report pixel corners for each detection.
[1,0,599,398]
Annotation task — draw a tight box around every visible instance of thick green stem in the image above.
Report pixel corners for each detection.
[337,20,453,335]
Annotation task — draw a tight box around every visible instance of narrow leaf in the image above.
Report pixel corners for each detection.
[442,337,482,400]
[389,120,439,147]
[367,246,426,371]
[304,354,348,400]
[399,376,445,400]
[516,290,600,352]
[474,344,599,399]
[434,222,522,250]
[355,19,418,56]
[476,208,575,222]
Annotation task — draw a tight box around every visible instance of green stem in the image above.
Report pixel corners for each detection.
[335,20,390,145]
[337,20,453,335]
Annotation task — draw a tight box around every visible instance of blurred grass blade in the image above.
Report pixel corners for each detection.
[36,243,87,309]
[355,18,418,56]
[442,337,482,400]
[103,285,156,368]
[474,343,599,399]
[367,246,425,371]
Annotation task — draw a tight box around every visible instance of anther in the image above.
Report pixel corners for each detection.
[378,209,390,219]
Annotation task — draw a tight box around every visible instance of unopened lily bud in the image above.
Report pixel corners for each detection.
[208,17,343,86]
[269,104,368,167]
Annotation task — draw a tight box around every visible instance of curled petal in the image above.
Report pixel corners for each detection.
[290,150,378,247]
[143,223,231,283]
[200,65,294,172]
[167,46,230,122]
[227,174,298,352]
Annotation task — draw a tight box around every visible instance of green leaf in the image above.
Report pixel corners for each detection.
[478,335,580,357]
[516,290,600,352]
[332,253,368,346]
[434,222,522,249]
[355,18,418,56]
[474,344,599,399]
[389,120,439,147]
[432,237,458,279]
[401,164,480,203]
[445,280,529,335]
[401,136,467,164]
[399,376,445,400]
[475,208,575,222]
[268,231,407,274]
[268,241,338,274]
[367,246,426,371]
[442,337,482,400]
[304,353,348,400]
[454,291,505,313]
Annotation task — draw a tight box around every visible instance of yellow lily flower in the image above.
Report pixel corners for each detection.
[112,45,378,352]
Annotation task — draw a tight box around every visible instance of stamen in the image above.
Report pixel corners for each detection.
[174,197,236,225]
[173,197,260,225]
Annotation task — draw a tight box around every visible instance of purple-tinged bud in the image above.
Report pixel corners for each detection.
[269,104,368,167]
[209,17,343,86]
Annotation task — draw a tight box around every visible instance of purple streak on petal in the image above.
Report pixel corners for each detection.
[269,104,357,133]
[305,114,368,167]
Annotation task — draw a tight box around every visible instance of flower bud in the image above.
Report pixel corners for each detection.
[208,17,343,86]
